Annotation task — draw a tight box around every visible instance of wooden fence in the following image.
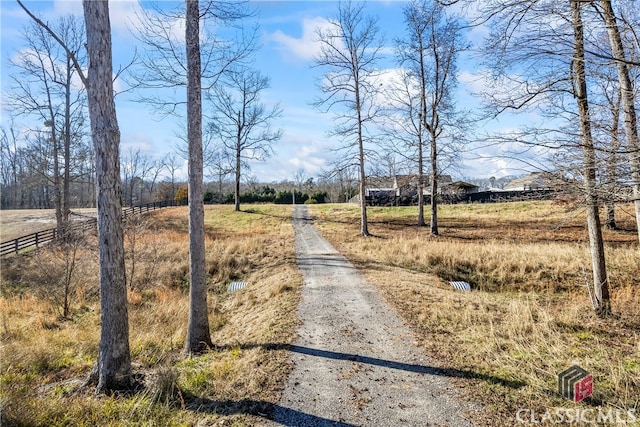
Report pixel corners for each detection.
[1,200,178,257]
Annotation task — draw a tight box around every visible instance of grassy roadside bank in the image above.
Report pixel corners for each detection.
[1,204,301,426]
[310,202,639,426]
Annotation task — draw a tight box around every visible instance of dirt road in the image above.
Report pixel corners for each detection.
[267,205,478,426]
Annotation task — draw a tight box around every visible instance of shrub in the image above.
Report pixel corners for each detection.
[174,186,188,205]
[310,191,328,203]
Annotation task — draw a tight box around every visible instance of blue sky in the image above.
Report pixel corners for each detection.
[1,0,537,184]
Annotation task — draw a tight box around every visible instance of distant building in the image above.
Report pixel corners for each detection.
[502,172,558,191]
[364,176,398,198]
[441,181,480,196]
[393,174,453,196]
[362,172,562,206]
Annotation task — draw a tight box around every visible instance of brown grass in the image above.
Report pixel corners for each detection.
[310,202,639,426]
[2,201,638,425]
[0,204,301,426]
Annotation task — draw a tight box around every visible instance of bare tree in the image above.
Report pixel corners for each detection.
[13,0,142,391]
[19,0,135,390]
[590,69,624,230]
[313,1,384,236]
[121,148,156,206]
[321,162,359,203]
[6,15,87,236]
[293,168,308,192]
[21,132,55,208]
[129,1,256,118]
[476,0,612,316]
[0,125,22,208]
[145,156,165,203]
[162,152,183,201]
[380,69,425,215]
[396,0,467,233]
[129,0,254,353]
[184,0,213,354]
[595,0,640,243]
[205,145,234,196]
[207,67,283,211]
[572,0,611,316]
[604,90,623,231]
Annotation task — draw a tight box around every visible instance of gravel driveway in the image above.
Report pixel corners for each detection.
[263,205,478,426]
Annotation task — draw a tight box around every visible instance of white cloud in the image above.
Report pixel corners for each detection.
[287,144,327,173]
[461,150,524,179]
[458,69,492,95]
[11,47,86,92]
[52,0,147,40]
[108,0,146,39]
[459,123,554,179]
[376,67,417,105]
[120,131,159,156]
[52,0,83,17]
[247,133,334,182]
[268,16,333,61]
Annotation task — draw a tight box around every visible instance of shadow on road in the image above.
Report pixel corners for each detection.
[189,342,523,425]
[185,397,358,426]
[212,342,526,390]
[283,344,526,390]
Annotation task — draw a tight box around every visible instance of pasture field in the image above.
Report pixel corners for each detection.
[1,204,301,426]
[0,208,97,242]
[310,201,639,426]
[0,201,638,426]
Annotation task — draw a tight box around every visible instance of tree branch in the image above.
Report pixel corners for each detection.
[16,0,88,88]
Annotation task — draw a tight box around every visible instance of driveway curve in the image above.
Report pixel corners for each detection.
[268,205,478,426]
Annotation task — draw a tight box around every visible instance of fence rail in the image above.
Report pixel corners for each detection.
[1,200,178,257]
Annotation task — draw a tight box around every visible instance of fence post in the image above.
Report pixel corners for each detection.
[35,232,39,248]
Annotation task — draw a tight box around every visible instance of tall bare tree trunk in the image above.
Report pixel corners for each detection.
[43,79,64,237]
[417,32,427,228]
[418,141,424,227]
[355,83,369,237]
[52,122,63,237]
[235,137,241,212]
[417,141,425,227]
[358,149,369,236]
[429,130,438,235]
[605,89,621,230]
[185,0,213,354]
[599,0,640,243]
[63,54,72,228]
[572,0,611,317]
[83,0,132,392]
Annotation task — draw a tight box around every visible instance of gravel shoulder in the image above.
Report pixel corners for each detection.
[266,205,478,426]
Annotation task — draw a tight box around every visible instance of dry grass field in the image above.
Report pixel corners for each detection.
[310,201,639,426]
[1,201,638,426]
[1,204,301,426]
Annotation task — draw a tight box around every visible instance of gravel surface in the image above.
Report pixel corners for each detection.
[263,206,478,426]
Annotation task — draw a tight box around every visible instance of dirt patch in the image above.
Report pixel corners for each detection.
[0,209,96,241]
